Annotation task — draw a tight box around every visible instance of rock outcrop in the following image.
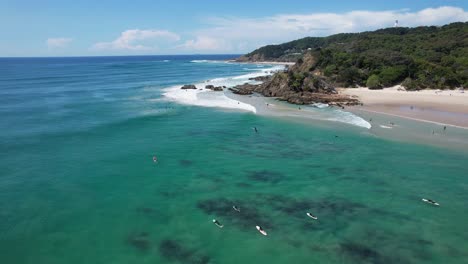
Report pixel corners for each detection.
[231,53,361,106]
[205,85,223,91]
[181,84,197,90]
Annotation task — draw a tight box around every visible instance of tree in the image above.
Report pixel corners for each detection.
[366,74,381,89]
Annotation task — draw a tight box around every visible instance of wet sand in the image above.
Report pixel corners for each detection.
[227,91,468,151]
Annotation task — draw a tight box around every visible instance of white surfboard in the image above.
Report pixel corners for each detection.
[422,198,439,206]
[306,212,318,220]
[256,226,267,236]
[213,219,224,228]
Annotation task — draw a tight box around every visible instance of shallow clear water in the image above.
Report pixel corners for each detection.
[1,55,467,264]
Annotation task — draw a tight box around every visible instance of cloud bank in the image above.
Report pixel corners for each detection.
[89,6,468,54]
[92,29,180,51]
[46,38,72,49]
[181,6,468,52]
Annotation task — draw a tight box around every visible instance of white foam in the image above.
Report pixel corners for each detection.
[325,109,372,129]
[312,103,329,109]
[162,64,372,129]
[380,125,393,129]
[163,65,284,113]
[190,60,225,64]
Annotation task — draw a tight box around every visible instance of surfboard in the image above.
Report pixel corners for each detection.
[256,226,267,236]
[422,198,439,206]
[213,219,223,228]
[306,212,318,220]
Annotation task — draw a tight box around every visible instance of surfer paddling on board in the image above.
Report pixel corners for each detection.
[422,198,440,206]
[153,156,158,163]
[233,205,241,212]
[213,219,224,228]
[306,212,318,220]
[256,225,267,236]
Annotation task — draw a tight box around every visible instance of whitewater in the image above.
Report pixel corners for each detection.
[163,61,371,129]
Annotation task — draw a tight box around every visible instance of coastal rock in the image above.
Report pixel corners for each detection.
[205,85,223,91]
[229,83,257,95]
[248,76,272,82]
[181,84,197,90]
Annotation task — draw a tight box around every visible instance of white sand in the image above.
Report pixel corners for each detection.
[340,86,468,128]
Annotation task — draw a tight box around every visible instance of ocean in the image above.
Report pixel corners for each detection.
[0,55,467,264]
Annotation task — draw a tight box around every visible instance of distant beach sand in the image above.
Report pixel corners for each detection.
[340,86,468,128]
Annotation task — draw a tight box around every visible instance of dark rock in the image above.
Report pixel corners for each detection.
[248,75,272,82]
[229,83,257,95]
[205,85,223,91]
[181,84,197,89]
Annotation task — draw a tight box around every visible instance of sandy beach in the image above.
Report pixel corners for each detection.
[340,86,468,128]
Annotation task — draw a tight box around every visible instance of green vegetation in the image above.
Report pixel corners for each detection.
[245,22,468,89]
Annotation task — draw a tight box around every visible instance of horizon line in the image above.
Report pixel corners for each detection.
[0,53,244,59]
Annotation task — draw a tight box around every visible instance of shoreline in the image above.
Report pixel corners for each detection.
[340,86,468,128]
[226,91,468,151]
[227,60,296,65]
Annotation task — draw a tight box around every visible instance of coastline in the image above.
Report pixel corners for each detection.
[340,86,468,128]
[227,60,296,65]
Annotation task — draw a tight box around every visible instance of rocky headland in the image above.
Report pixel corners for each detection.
[230,53,361,106]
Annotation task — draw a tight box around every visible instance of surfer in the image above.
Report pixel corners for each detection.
[213,219,224,228]
[256,225,267,236]
[422,198,439,206]
[253,127,258,133]
[443,126,447,131]
[306,212,318,220]
[153,156,158,163]
[233,205,241,212]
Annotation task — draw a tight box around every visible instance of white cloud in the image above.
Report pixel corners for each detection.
[177,36,229,51]
[46,38,72,49]
[91,29,180,51]
[181,6,468,53]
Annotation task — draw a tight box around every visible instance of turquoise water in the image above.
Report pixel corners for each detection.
[1,56,467,263]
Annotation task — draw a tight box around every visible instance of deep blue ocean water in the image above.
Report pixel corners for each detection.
[1,55,467,264]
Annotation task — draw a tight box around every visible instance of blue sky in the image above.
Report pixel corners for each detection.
[1,0,467,57]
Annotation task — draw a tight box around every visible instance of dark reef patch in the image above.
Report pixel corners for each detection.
[247,170,285,184]
[236,182,252,188]
[159,239,211,264]
[197,198,272,230]
[136,207,157,215]
[126,232,151,252]
[327,167,345,175]
[339,242,383,263]
[179,159,193,166]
